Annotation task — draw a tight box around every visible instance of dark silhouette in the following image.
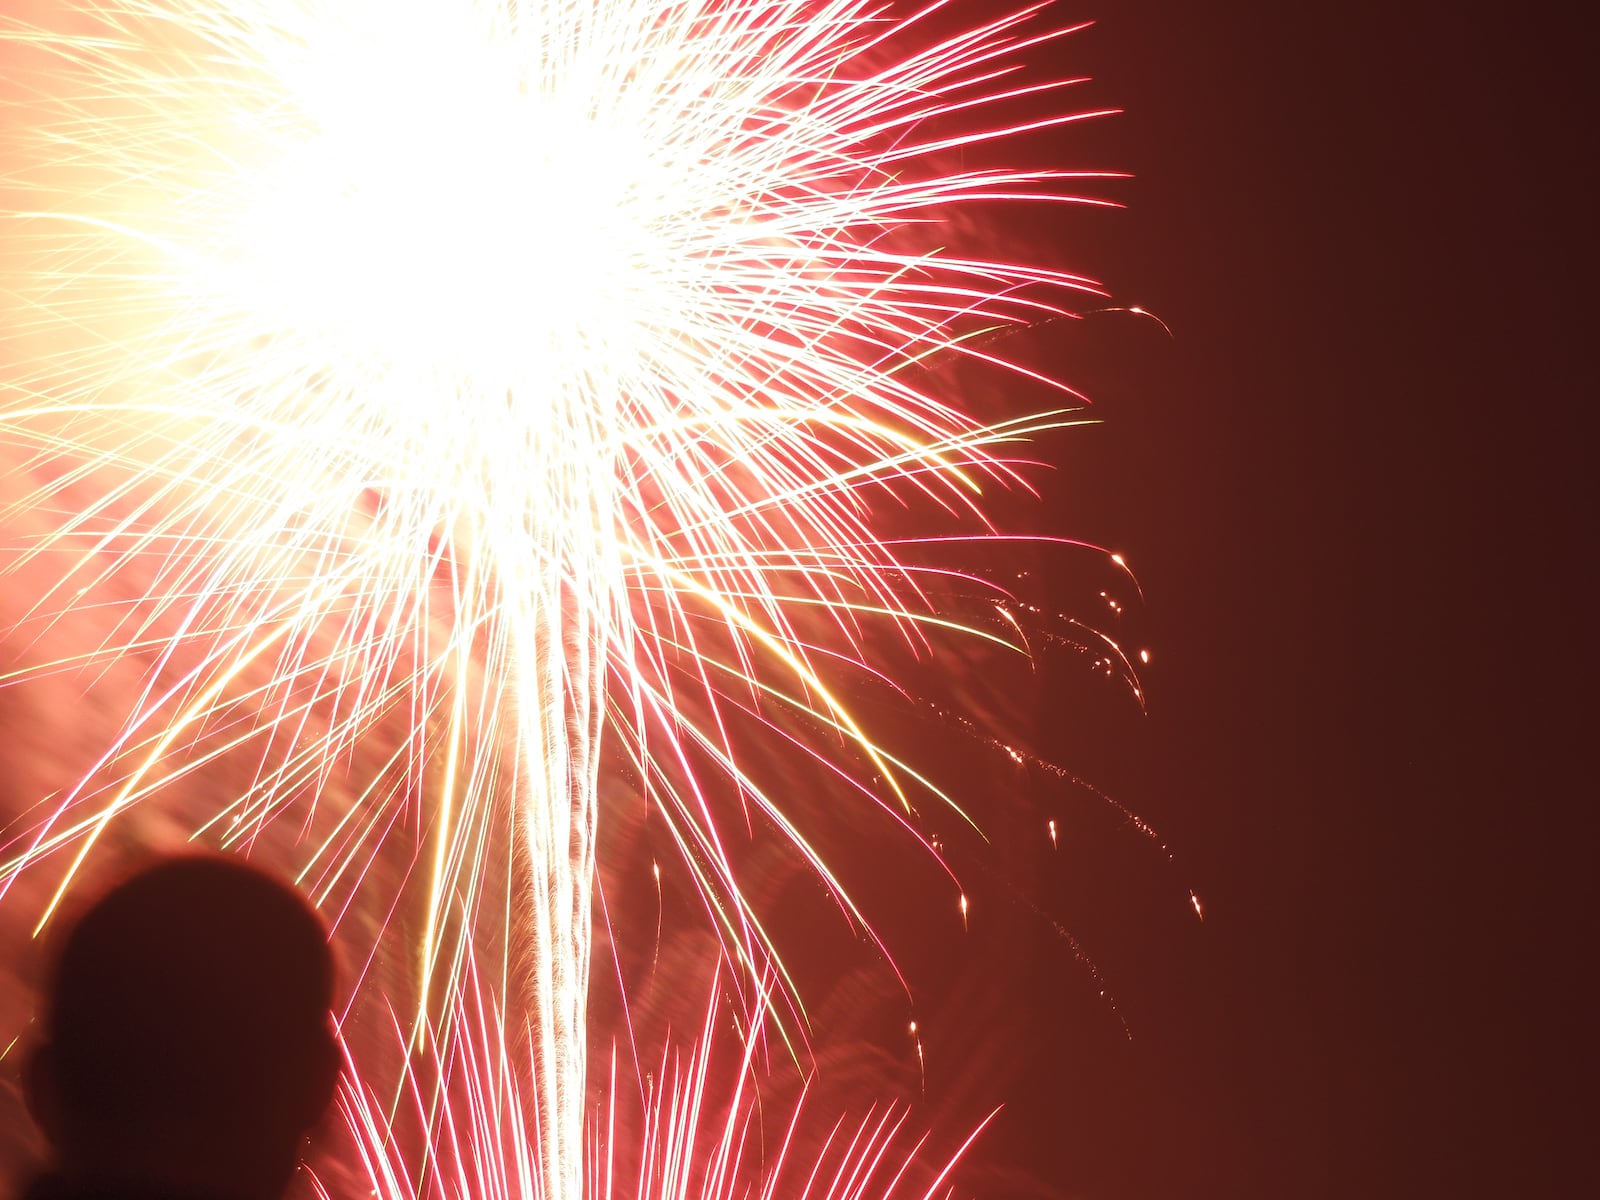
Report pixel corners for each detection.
[22,857,339,1200]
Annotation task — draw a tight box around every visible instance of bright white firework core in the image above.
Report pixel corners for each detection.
[217,9,650,387]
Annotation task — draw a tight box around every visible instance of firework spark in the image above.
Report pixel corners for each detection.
[2,1,1116,1194]
[331,958,996,1200]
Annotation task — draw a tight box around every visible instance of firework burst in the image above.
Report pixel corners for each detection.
[2,1,1118,1195]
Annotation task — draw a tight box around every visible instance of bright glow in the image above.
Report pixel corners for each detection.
[1,1,1116,1195]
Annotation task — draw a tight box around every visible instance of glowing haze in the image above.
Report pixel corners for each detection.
[1,1,1114,1195]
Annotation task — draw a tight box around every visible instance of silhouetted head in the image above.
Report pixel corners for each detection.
[25,856,339,1200]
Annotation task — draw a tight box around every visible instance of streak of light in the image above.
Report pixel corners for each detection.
[908,1020,926,1094]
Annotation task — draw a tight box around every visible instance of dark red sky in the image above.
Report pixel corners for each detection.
[960,2,1594,1196]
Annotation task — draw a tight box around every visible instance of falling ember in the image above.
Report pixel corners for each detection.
[909,1019,926,1091]
[0,0,1128,1196]
[1049,818,1059,849]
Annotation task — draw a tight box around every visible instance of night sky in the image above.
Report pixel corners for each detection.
[970,2,1593,1195]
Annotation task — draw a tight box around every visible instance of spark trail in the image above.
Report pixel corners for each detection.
[1,1,1115,1195]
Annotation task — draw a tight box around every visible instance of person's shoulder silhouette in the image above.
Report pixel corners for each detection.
[23,855,339,1200]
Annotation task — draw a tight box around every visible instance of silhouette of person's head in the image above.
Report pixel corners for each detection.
[24,856,339,1200]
